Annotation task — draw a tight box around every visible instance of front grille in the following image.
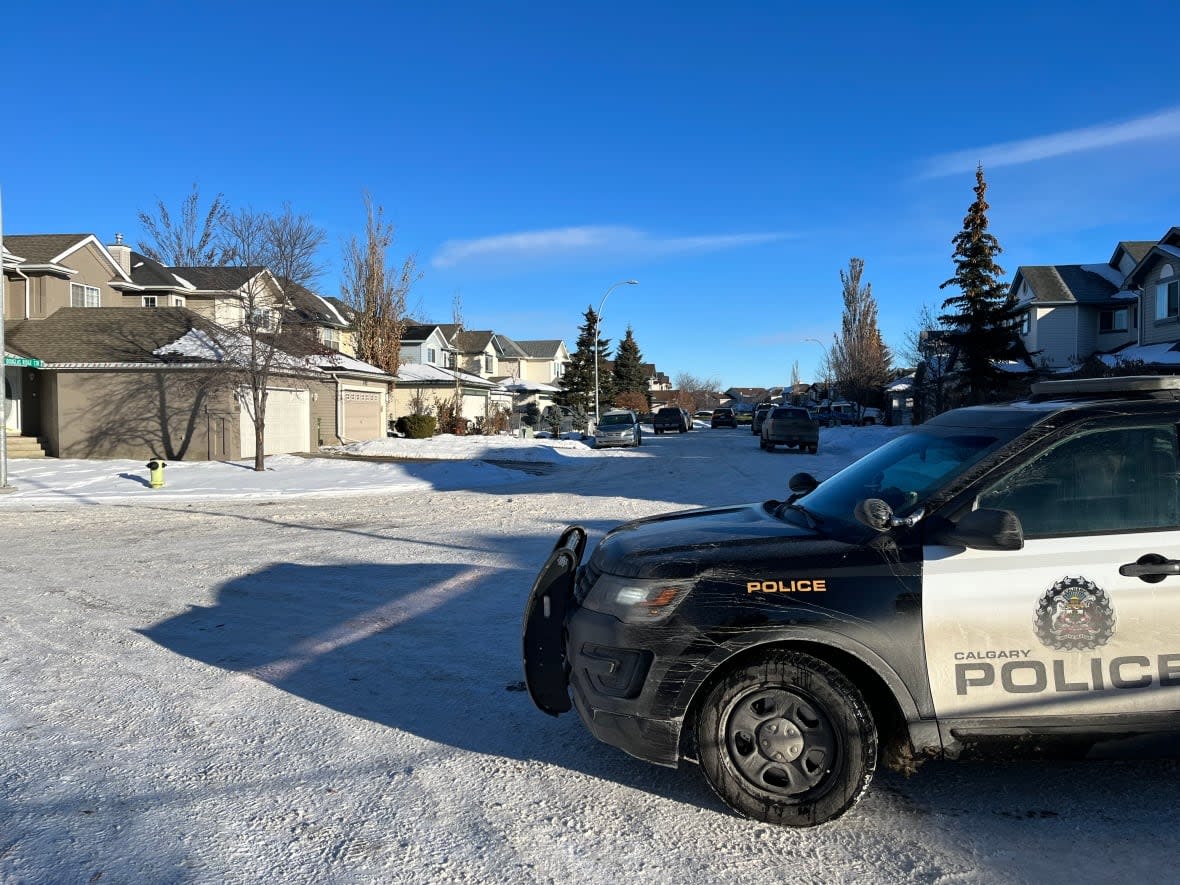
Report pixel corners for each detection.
[574,560,601,604]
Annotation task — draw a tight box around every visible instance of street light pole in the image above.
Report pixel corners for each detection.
[592,279,638,425]
[805,337,833,402]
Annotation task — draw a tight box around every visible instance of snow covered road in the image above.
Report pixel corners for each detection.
[1,426,1178,883]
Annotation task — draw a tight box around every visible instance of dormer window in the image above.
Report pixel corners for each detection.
[142,295,159,308]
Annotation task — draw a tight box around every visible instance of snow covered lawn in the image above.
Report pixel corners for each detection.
[1,426,1177,883]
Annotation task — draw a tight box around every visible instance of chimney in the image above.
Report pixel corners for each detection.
[108,232,132,275]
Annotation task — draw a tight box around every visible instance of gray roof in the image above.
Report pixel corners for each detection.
[168,265,263,290]
[6,308,224,365]
[4,234,91,264]
[453,330,495,353]
[492,334,530,359]
[401,324,444,343]
[129,251,185,288]
[1015,264,1119,305]
[282,281,349,327]
[1117,241,1157,265]
[515,339,565,359]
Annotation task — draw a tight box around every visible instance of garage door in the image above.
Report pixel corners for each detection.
[343,390,383,441]
[240,388,311,458]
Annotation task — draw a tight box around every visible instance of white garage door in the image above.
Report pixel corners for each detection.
[343,390,383,441]
[240,388,311,458]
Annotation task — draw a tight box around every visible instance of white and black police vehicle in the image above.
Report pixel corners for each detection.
[523,376,1180,826]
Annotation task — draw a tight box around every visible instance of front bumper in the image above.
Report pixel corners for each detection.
[521,529,686,766]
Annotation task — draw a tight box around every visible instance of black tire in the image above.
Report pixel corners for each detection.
[809,444,819,454]
[696,651,877,827]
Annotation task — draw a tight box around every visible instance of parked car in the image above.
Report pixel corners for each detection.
[653,407,690,434]
[751,404,773,435]
[695,410,714,421]
[859,407,883,425]
[760,406,820,453]
[710,407,737,428]
[523,375,1180,827]
[593,410,643,448]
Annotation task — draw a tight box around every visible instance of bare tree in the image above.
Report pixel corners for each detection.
[341,193,420,375]
[137,183,233,266]
[674,372,721,412]
[830,258,891,416]
[214,206,326,471]
[903,303,954,421]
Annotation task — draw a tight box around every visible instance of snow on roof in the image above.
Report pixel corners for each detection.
[499,376,560,392]
[311,352,392,376]
[396,362,501,388]
[154,328,225,361]
[1079,263,1125,287]
[1098,342,1180,367]
[1158,244,1180,261]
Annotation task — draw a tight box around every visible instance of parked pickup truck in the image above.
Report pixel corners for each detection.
[760,406,819,453]
[652,407,690,434]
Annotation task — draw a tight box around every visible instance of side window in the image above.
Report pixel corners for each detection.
[978,424,1180,536]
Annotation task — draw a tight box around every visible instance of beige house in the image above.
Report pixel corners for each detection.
[3,232,393,459]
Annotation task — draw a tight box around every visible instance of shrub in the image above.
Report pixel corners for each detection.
[396,414,437,439]
[522,403,541,428]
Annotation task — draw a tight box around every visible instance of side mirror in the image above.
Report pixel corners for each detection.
[935,508,1024,551]
[788,472,818,496]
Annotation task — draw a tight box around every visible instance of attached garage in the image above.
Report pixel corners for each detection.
[342,389,383,441]
[241,388,311,458]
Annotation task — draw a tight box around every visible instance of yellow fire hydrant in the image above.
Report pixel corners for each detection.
[146,459,167,489]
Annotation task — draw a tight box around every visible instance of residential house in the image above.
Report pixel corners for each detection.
[394,324,511,425]
[1107,228,1180,368]
[1010,241,1152,370]
[3,232,393,458]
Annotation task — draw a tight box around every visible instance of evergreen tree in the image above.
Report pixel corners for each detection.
[558,306,612,414]
[939,165,1029,403]
[830,258,891,413]
[611,326,648,407]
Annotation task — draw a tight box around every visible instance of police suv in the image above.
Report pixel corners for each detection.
[522,377,1180,827]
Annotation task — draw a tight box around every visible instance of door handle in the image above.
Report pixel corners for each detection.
[1119,553,1180,583]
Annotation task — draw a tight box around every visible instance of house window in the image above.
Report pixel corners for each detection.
[427,347,437,364]
[485,356,494,373]
[1099,307,1129,333]
[1156,280,1180,321]
[321,327,341,350]
[249,307,277,330]
[1019,311,1030,335]
[172,295,186,307]
[70,283,100,307]
[142,295,158,308]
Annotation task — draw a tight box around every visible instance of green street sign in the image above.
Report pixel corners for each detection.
[4,354,42,368]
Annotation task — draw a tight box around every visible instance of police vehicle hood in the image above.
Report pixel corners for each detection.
[589,501,857,580]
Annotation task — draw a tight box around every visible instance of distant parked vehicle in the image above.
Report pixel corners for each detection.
[593,410,643,448]
[653,407,690,434]
[710,408,737,428]
[859,407,883,425]
[760,406,820,453]
[751,404,773,435]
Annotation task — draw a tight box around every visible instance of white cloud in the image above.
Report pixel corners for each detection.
[431,225,790,269]
[922,105,1180,179]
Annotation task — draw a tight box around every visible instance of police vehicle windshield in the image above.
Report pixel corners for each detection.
[784,427,1020,532]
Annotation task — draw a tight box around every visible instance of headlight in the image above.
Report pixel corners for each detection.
[582,574,693,624]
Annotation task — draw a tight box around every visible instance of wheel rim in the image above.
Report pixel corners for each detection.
[723,687,840,798]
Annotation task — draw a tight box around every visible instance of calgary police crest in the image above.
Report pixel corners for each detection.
[1034,576,1115,650]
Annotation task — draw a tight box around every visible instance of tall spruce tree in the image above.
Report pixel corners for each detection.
[939,165,1028,403]
[830,258,891,413]
[611,326,647,407]
[558,306,612,414]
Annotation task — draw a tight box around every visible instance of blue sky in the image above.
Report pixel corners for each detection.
[4,1,1180,387]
